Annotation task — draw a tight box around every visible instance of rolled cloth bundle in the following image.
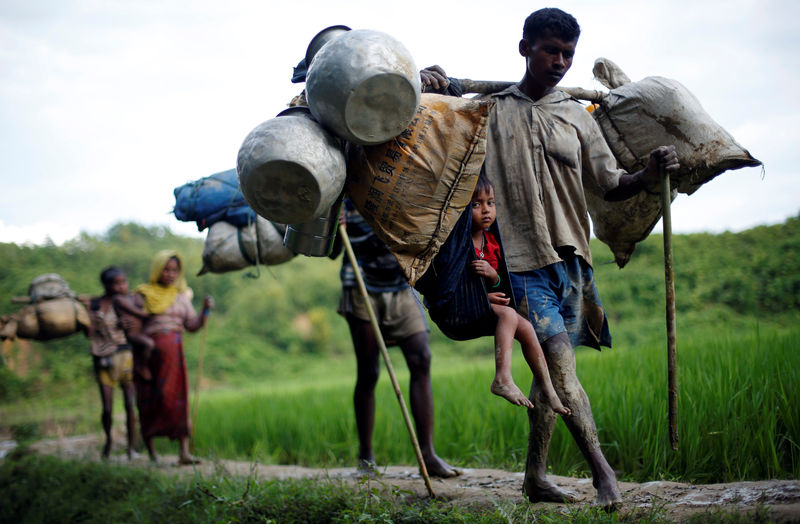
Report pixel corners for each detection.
[173,168,257,231]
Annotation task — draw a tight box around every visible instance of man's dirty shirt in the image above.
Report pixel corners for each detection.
[483,84,625,272]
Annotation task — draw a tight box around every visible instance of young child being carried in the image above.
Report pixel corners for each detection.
[470,173,571,415]
[113,291,155,381]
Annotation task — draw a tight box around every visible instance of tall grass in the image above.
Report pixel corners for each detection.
[585,323,800,483]
[193,323,800,483]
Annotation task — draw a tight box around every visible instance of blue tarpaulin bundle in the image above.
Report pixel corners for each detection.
[173,169,258,231]
[414,206,516,341]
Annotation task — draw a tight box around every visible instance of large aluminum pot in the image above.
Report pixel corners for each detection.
[305,29,421,145]
[237,109,346,224]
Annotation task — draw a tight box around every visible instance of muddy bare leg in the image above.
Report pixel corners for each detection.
[400,331,460,477]
[523,368,574,502]
[489,304,534,408]
[525,333,620,506]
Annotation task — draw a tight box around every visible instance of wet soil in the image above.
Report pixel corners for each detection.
[8,434,800,523]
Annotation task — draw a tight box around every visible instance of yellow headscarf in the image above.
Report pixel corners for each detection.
[135,250,189,314]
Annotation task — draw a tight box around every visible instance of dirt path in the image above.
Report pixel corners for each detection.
[8,434,800,522]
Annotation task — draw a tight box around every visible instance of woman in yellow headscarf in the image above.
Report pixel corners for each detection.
[133,250,213,465]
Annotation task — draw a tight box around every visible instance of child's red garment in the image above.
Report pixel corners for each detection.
[474,230,502,270]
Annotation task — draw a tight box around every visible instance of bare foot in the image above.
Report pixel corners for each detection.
[523,477,578,503]
[357,459,378,478]
[594,477,622,510]
[544,391,572,416]
[491,378,534,408]
[178,455,201,465]
[423,453,462,478]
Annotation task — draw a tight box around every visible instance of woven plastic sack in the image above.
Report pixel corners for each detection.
[592,74,761,195]
[198,216,295,275]
[584,60,761,266]
[346,93,492,285]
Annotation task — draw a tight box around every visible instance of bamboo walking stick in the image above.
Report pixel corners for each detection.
[190,319,208,454]
[338,224,436,499]
[661,167,679,451]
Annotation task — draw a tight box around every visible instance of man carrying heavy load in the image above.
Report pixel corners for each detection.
[422,7,679,507]
[330,200,461,478]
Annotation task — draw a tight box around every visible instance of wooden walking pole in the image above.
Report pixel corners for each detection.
[661,167,679,451]
[451,78,607,102]
[338,225,436,499]
[190,320,208,454]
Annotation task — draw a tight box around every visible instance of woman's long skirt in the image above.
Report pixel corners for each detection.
[134,331,190,440]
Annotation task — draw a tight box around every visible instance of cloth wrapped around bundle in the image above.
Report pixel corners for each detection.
[582,58,762,267]
[173,168,258,231]
[198,216,296,275]
[346,93,493,284]
[2,274,89,340]
[13,298,90,340]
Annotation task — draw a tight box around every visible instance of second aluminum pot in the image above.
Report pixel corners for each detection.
[237,108,346,225]
[305,29,421,146]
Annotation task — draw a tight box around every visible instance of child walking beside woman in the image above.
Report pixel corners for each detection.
[470,174,570,415]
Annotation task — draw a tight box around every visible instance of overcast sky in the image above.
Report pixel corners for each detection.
[1,0,795,245]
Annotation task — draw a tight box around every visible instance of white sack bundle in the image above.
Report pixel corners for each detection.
[585,58,761,266]
[199,216,296,275]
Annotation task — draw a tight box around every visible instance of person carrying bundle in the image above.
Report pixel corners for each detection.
[330,200,460,478]
[85,267,138,460]
[421,7,679,507]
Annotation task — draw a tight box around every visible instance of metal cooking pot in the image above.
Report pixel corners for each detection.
[283,191,344,257]
[237,110,346,224]
[305,29,421,145]
[305,25,351,70]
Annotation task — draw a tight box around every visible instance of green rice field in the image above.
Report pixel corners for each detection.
[190,323,800,484]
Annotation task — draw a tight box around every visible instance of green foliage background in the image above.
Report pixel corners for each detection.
[1,214,798,483]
